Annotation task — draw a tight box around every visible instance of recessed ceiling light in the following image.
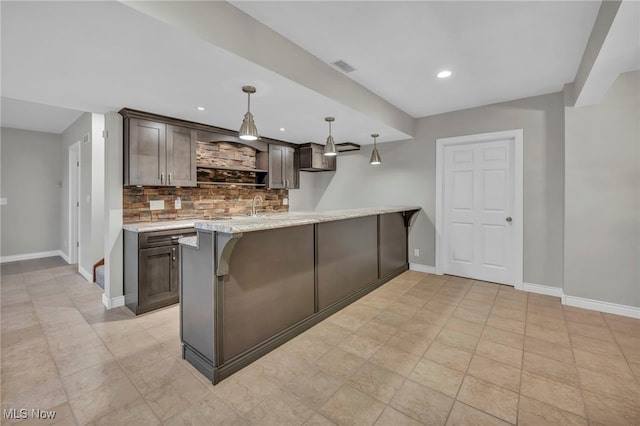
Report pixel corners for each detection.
[197,106,205,111]
[437,70,452,79]
[280,128,285,132]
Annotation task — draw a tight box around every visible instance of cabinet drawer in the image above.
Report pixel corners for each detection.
[138,228,196,248]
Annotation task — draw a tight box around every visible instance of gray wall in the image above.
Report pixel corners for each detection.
[0,127,62,258]
[564,71,639,307]
[290,91,566,288]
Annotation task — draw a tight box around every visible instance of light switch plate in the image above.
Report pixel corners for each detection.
[0,198,6,206]
[175,197,181,210]
[282,198,289,206]
[150,200,164,211]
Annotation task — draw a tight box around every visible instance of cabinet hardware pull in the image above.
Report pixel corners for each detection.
[171,235,183,240]
[168,173,172,185]
[160,173,164,185]
[172,247,176,261]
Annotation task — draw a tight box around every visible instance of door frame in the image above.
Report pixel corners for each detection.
[68,142,81,264]
[435,129,524,288]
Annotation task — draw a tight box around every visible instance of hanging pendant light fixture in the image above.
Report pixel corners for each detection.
[324,117,337,156]
[239,86,258,141]
[370,133,382,165]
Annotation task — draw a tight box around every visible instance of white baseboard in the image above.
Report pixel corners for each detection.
[0,250,63,264]
[563,295,640,319]
[102,293,125,309]
[409,263,437,274]
[78,266,93,283]
[59,251,71,264]
[523,281,639,319]
[522,282,563,298]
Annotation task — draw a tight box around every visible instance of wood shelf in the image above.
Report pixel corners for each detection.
[197,181,266,187]
[196,164,268,173]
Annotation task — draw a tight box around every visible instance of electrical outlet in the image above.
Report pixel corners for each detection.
[150,200,164,211]
[413,249,420,257]
[175,197,181,210]
[282,198,289,206]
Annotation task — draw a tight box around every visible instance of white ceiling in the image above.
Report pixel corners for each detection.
[0,1,615,145]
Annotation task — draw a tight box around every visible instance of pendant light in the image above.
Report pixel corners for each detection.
[239,86,258,141]
[324,117,337,156]
[370,133,382,165]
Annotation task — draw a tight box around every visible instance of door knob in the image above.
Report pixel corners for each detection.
[506,217,512,222]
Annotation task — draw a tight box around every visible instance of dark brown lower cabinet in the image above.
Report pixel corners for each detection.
[125,228,196,314]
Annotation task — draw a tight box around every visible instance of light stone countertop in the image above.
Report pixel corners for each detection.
[194,206,420,234]
[123,206,420,234]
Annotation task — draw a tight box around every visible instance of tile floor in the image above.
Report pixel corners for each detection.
[1,257,639,425]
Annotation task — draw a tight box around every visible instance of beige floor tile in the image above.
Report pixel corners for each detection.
[398,318,441,340]
[386,331,433,357]
[524,335,574,363]
[369,345,420,377]
[303,413,337,426]
[127,356,191,395]
[346,362,404,404]
[451,306,489,324]
[54,341,115,378]
[446,401,511,426]
[144,373,210,421]
[93,397,161,426]
[486,315,526,335]
[577,346,635,378]
[1,379,68,416]
[320,385,386,426]
[374,406,421,426]
[116,343,174,375]
[338,334,383,359]
[582,390,640,426]
[408,358,464,398]
[520,371,585,417]
[435,328,479,352]
[489,304,527,322]
[214,368,283,414]
[283,366,343,410]
[327,311,369,332]
[443,317,484,338]
[315,347,366,381]
[413,308,451,327]
[522,351,580,387]
[566,320,616,342]
[424,341,473,372]
[466,354,521,392]
[2,353,60,398]
[385,301,421,318]
[577,367,640,407]
[424,300,458,316]
[457,376,518,424]
[61,360,126,400]
[164,393,248,426]
[244,387,314,425]
[525,323,571,346]
[306,321,353,347]
[256,348,310,385]
[563,306,606,326]
[390,379,454,425]
[374,310,411,328]
[569,333,625,358]
[475,339,522,368]
[354,320,395,345]
[283,335,334,365]
[517,395,587,426]
[69,376,140,425]
[480,325,524,349]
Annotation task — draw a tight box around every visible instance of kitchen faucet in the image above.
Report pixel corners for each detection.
[251,195,263,216]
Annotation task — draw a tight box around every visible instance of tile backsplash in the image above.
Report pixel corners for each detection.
[122,186,288,224]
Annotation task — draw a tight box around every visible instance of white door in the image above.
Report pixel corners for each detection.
[442,137,517,285]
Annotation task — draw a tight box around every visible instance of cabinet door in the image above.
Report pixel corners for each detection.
[167,125,197,187]
[284,147,299,188]
[138,246,179,308]
[126,119,166,186]
[268,145,286,189]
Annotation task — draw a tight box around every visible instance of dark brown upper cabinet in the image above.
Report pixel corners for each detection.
[267,145,299,189]
[123,116,197,187]
[299,143,336,172]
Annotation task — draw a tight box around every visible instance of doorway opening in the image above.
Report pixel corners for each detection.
[68,142,81,265]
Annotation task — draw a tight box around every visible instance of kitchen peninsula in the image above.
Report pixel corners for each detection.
[179,207,419,384]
